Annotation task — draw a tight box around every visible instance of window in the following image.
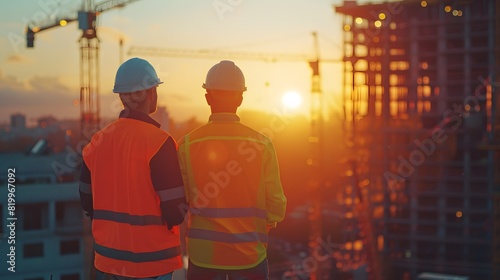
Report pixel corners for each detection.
[23,243,44,258]
[21,203,48,230]
[447,197,464,208]
[416,225,437,235]
[0,206,3,235]
[387,223,410,235]
[417,211,435,221]
[418,196,438,207]
[56,201,82,227]
[416,241,438,259]
[469,245,491,263]
[445,243,464,262]
[60,273,80,280]
[469,198,489,209]
[470,213,489,225]
[60,240,80,255]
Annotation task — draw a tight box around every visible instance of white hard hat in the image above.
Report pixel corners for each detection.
[113,57,163,93]
[202,60,247,92]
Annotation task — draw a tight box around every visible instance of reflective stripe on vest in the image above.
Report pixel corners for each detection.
[187,228,268,243]
[93,210,163,226]
[156,186,185,202]
[190,207,267,219]
[95,243,181,263]
[183,134,196,194]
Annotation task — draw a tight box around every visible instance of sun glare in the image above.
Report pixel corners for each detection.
[282,91,302,109]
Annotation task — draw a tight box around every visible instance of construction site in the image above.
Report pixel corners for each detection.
[333,0,500,279]
[0,0,499,279]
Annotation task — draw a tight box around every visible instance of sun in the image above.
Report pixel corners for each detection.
[282,91,302,110]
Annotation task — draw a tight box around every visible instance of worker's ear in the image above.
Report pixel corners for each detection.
[235,94,243,107]
[147,87,156,100]
[205,93,213,106]
[148,88,158,114]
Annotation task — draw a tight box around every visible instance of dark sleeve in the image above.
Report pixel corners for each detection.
[79,160,94,220]
[150,136,187,229]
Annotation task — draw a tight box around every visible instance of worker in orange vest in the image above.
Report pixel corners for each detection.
[79,57,187,280]
[178,60,287,280]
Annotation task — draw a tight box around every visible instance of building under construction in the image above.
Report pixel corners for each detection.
[335,0,500,279]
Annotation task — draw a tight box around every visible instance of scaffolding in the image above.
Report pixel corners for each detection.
[335,0,499,279]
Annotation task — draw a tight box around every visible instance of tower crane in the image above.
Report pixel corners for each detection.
[25,0,141,139]
[128,33,341,279]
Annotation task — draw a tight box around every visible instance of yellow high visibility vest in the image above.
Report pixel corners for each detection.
[178,113,286,269]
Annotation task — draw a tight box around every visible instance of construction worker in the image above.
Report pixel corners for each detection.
[178,60,287,280]
[79,57,186,280]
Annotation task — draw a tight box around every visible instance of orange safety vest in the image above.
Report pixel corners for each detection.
[178,113,286,270]
[83,118,182,278]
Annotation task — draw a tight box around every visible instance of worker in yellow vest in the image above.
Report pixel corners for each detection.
[79,57,186,280]
[178,60,287,280]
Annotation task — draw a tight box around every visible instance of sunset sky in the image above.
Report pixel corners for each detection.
[0,0,376,125]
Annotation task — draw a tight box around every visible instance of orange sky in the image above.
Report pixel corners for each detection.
[0,0,375,124]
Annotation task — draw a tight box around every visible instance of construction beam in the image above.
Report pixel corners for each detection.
[128,46,312,63]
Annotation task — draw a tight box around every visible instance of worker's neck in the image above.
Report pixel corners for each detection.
[210,107,238,114]
[127,106,151,116]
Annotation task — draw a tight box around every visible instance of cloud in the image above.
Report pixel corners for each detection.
[0,71,78,121]
[6,54,32,64]
[0,72,68,95]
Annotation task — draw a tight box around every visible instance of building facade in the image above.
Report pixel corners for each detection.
[0,153,87,280]
[335,0,500,279]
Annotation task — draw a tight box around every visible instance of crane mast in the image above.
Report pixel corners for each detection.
[25,0,140,140]
[307,31,328,280]
[128,46,310,62]
[79,18,100,140]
